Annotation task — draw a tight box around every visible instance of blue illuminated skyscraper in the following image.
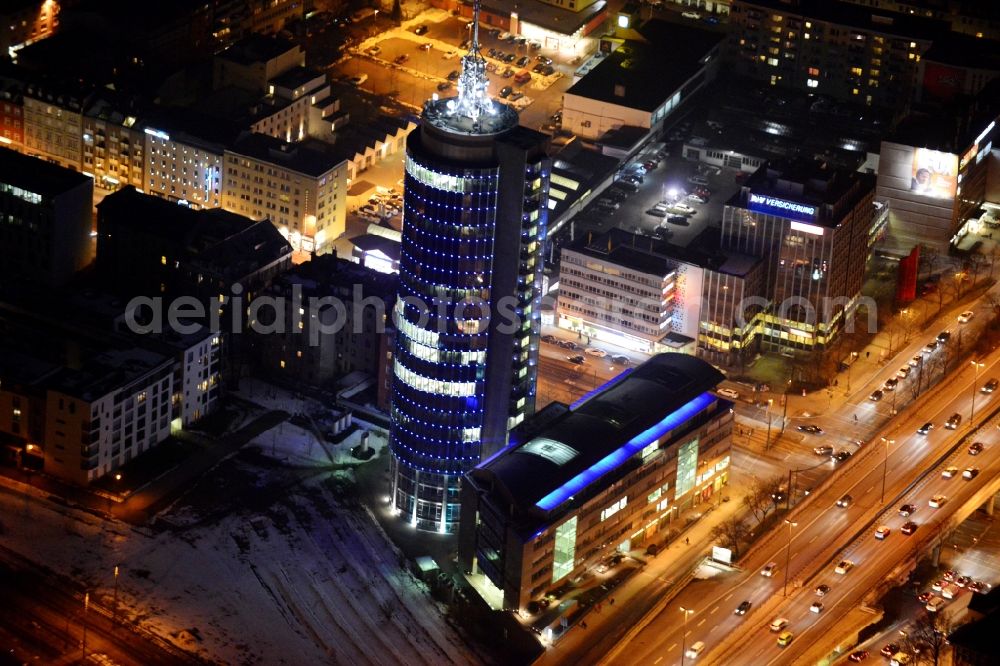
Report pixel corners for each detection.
[389,2,550,533]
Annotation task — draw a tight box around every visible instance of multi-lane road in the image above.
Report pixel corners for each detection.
[605,304,1000,665]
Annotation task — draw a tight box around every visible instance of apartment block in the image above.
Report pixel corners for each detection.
[82,93,146,192]
[21,81,89,170]
[223,132,348,253]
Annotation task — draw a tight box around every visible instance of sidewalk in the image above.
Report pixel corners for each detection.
[533,471,753,666]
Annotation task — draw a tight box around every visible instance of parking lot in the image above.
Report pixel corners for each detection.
[330,11,576,125]
[552,132,745,256]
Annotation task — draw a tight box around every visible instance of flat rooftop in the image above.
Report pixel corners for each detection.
[565,19,723,112]
[217,34,299,66]
[734,0,948,41]
[473,353,725,532]
[0,146,92,198]
[474,0,608,37]
[228,131,347,177]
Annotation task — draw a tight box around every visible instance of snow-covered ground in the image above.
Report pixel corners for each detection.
[0,380,471,665]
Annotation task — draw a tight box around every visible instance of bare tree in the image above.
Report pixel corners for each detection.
[742,475,785,525]
[710,514,750,559]
[967,253,988,286]
[986,292,1000,319]
[899,611,951,666]
[918,244,940,278]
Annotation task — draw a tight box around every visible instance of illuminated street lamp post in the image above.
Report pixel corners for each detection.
[113,565,120,621]
[81,591,89,660]
[970,360,985,424]
[782,520,797,596]
[680,606,695,666]
[846,351,859,393]
[880,437,894,504]
[765,398,774,450]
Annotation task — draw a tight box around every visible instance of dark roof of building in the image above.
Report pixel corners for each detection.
[731,157,875,227]
[216,34,298,66]
[269,66,325,91]
[596,125,648,151]
[948,606,1000,656]
[0,146,92,198]
[565,228,744,273]
[565,19,722,111]
[923,33,1000,71]
[141,106,244,150]
[549,144,620,221]
[889,80,1000,153]
[733,0,947,41]
[228,132,346,176]
[474,0,608,37]
[472,353,725,533]
[97,186,292,278]
[350,234,401,260]
[271,254,397,299]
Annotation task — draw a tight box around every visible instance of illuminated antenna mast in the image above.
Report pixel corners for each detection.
[448,0,496,129]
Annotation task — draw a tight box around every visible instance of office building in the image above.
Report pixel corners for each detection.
[389,5,550,533]
[720,159,881,354]
[213,34,305,96]
[0,147,93,288]
[876,110,998,253]
[727,0,942,109]
[222,131,348,253]
[561,20,722,142]
[459,353,733,611]
[557,229,764,358]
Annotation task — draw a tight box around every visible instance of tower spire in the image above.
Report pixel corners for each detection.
[448,0,495,129]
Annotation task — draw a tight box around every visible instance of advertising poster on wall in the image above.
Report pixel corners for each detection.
[910,148,958,199]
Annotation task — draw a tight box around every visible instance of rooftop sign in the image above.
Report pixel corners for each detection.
[748,192,817,222]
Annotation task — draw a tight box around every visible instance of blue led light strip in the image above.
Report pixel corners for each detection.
[534,392,716,512]
[569,368,634,411]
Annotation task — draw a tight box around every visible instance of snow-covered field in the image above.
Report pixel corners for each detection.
[0,380,474,665]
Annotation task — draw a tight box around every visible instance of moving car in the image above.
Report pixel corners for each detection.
[969,441,985,455]
[941,466,959,479]
[798,424,824,434]
[881,643,900,658]
[958,310,975,323]
[761,562,778,577]
[917,422,934,434]
[848,650,870,662]
[681,10,702,19]
[394,54,409,64]
[809,602,823,613]
[945,413,962,429]
[901,521,918,535]
[611,355,631,366]
[814,445,833,456]
[685,641,705,659]
[815,584,830,596]
[834,559,854,574]
[900,503,916,516]
[929,495,947,508]
[832,450,852,462]
[735,600,752,615]
[413,24,429,35]
[567,354,585,364]
[349,74,369,86]
[769,617,788,632]
[717,388,740,400]
[541,334,557,344]
[875,525,891,539]
[837,494,853,508]
[982,378,999,393]
[584,347,606,358]
[963,467,980,480]
[777,631,794,647]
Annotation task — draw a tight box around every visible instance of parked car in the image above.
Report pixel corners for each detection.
[611,355,631,366]
[499,86,513,97]
[584,348,607,358]
[437,81,452,91]
[869,389,884,402]
[848,651,870,663]
[897,366,911,378]
[798,424,824,434]
[717,388,740,400]
[413,24,428,35]
[937,330,951,343]
[349,74,368,86]
[688,175,710,186]
[541,334,558,343]
[883,378,898,391]
[813,445,833,456]
[447,70,461,80]
[394,54,409,64]
[924,340,939,353]
[516,55,529,67]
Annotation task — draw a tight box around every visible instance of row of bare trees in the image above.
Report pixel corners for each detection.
[710,475,785,559]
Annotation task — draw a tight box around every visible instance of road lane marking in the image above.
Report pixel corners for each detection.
[711,606,718,614]
[685,629,692,637]
[724,593,733,601]
[712,624,719,633]
[697,618,706,627]
[809,535,818,543]
[667,644,676,653]
[655,658,664,664]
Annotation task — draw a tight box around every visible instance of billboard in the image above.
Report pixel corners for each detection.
[747,192,817,222]
[910,148,958,199]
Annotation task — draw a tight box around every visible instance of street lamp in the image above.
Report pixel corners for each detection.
[113,565,120,621]
[82,591,89,660]
[782,520,797,597]
[846,351,859,392]
[970,360,985,424]
[680,606,695,666]
[879,437,894,504]
[765,398,774,450]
